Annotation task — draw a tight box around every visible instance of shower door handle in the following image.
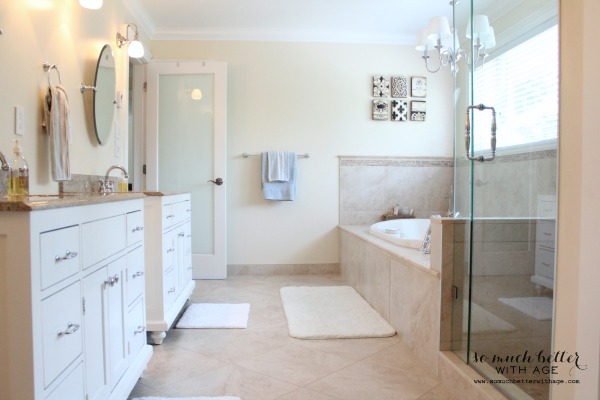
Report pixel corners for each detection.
[465,104,497,162]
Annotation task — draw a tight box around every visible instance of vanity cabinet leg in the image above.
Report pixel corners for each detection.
[149,331,166,345]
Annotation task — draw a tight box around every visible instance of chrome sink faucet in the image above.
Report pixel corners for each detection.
[0,151,11,172]
[99,165,128,194]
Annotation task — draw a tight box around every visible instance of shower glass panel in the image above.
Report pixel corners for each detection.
[452,1,558,399]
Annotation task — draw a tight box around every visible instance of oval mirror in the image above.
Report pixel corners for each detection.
[93,44,116,145]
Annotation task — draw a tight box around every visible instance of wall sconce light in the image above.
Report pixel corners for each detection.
[415,11,495,75]
[116,24,144,59]
[79,0,103,10]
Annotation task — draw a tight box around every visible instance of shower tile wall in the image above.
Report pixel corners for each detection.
[339,156,454,225]
[454,149,557,218]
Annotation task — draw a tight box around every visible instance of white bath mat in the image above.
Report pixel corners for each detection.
[279,286,396,339]
[463,301,516,334]
[131,397,241,400]
[175,303,250,329]
[498,297,553,321]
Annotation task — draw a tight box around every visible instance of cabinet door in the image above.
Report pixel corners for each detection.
[82,267,109,400]
[107,256,128,390]
[162,229,175,273]
[82,257,128,399]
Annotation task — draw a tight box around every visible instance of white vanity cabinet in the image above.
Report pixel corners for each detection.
[531,195,557,292]
[0,197,152,400]
[144,193,195,345]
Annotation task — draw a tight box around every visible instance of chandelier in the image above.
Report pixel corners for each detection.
[415,14,496,74]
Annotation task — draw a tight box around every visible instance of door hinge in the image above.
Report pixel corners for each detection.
[143,164,146,174]
[82,297,86,314]
[451,285,459,300]
[143,81,147,92]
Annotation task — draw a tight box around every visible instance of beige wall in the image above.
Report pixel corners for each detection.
[0,1,143,194]
[554,0,600,398]
[150,40,454,265]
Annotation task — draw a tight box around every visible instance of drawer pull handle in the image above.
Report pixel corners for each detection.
[168,287,176,294]
[178,232,185,237]
[167,248,175,253]
[57,322,80,336]
[132,271,145,278]
[55,251,78,262]
[134,326,146,335]
[131,226,144,233]
[543,232,552,236]
[166,214,175,219]
[542,262,552,267]
[105,275,120,286]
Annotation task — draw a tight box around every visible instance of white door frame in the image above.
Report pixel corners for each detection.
[146,60,228,279]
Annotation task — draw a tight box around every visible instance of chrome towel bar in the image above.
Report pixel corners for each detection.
[242,153,310,158]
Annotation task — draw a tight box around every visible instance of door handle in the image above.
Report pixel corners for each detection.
[207,178,224,185]
[465,104,497,162]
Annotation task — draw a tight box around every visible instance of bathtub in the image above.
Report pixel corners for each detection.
[369,218,430,249]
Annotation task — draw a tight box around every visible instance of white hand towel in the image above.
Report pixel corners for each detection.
[44,85,71,181]
[261,152,298,201]
[267,150,291,182]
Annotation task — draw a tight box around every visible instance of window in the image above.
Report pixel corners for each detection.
[473,24,558,151]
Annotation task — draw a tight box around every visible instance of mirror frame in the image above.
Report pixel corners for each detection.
[93,44,117,145]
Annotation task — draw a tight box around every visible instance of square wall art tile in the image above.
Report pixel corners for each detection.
[411,76,427,98]
[411,100,426,121]
[391,76,408,98]
[373,75,390,97]
[391,100,408,121]
[372,99,389,120]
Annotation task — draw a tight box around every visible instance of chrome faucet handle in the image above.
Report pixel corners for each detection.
[98,179,115,194]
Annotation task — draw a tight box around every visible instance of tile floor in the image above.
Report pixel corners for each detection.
[128,274,456,400]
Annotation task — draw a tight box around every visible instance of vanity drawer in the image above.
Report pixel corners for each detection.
[40,225,80,290]
[162,204,175,229]
[126,246,145,306]
[82,215,126,269]
[126,210,144,246]
[535,247,555,279]
[41,282,83,389]
[173,200,191,226]
[536,220,556,249]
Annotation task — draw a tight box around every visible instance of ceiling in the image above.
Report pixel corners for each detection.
[122,0,454,45]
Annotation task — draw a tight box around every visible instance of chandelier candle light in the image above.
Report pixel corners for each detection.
[416,13,495,74]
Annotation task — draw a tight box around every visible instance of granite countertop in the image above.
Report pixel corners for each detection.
[0,192,147,212]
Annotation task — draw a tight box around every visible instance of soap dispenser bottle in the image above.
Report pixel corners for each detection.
[8,139,29,196]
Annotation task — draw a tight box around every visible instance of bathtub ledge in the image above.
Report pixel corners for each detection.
[338,225,438,278]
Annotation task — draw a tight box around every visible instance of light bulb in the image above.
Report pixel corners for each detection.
[79,0,102,10]
[128,40,144,58]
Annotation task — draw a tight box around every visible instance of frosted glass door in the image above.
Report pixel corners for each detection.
[146,61,228,279]
[157,74,215,255]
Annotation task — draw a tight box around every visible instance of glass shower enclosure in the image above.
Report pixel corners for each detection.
[451,1,558,399]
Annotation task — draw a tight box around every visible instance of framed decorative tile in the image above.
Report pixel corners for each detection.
[411,76,427,97]
[373,76,390,97]
[391,100,408,121]
[391,76,408,98]
[372,99,389,120]
[411,100,426,121]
